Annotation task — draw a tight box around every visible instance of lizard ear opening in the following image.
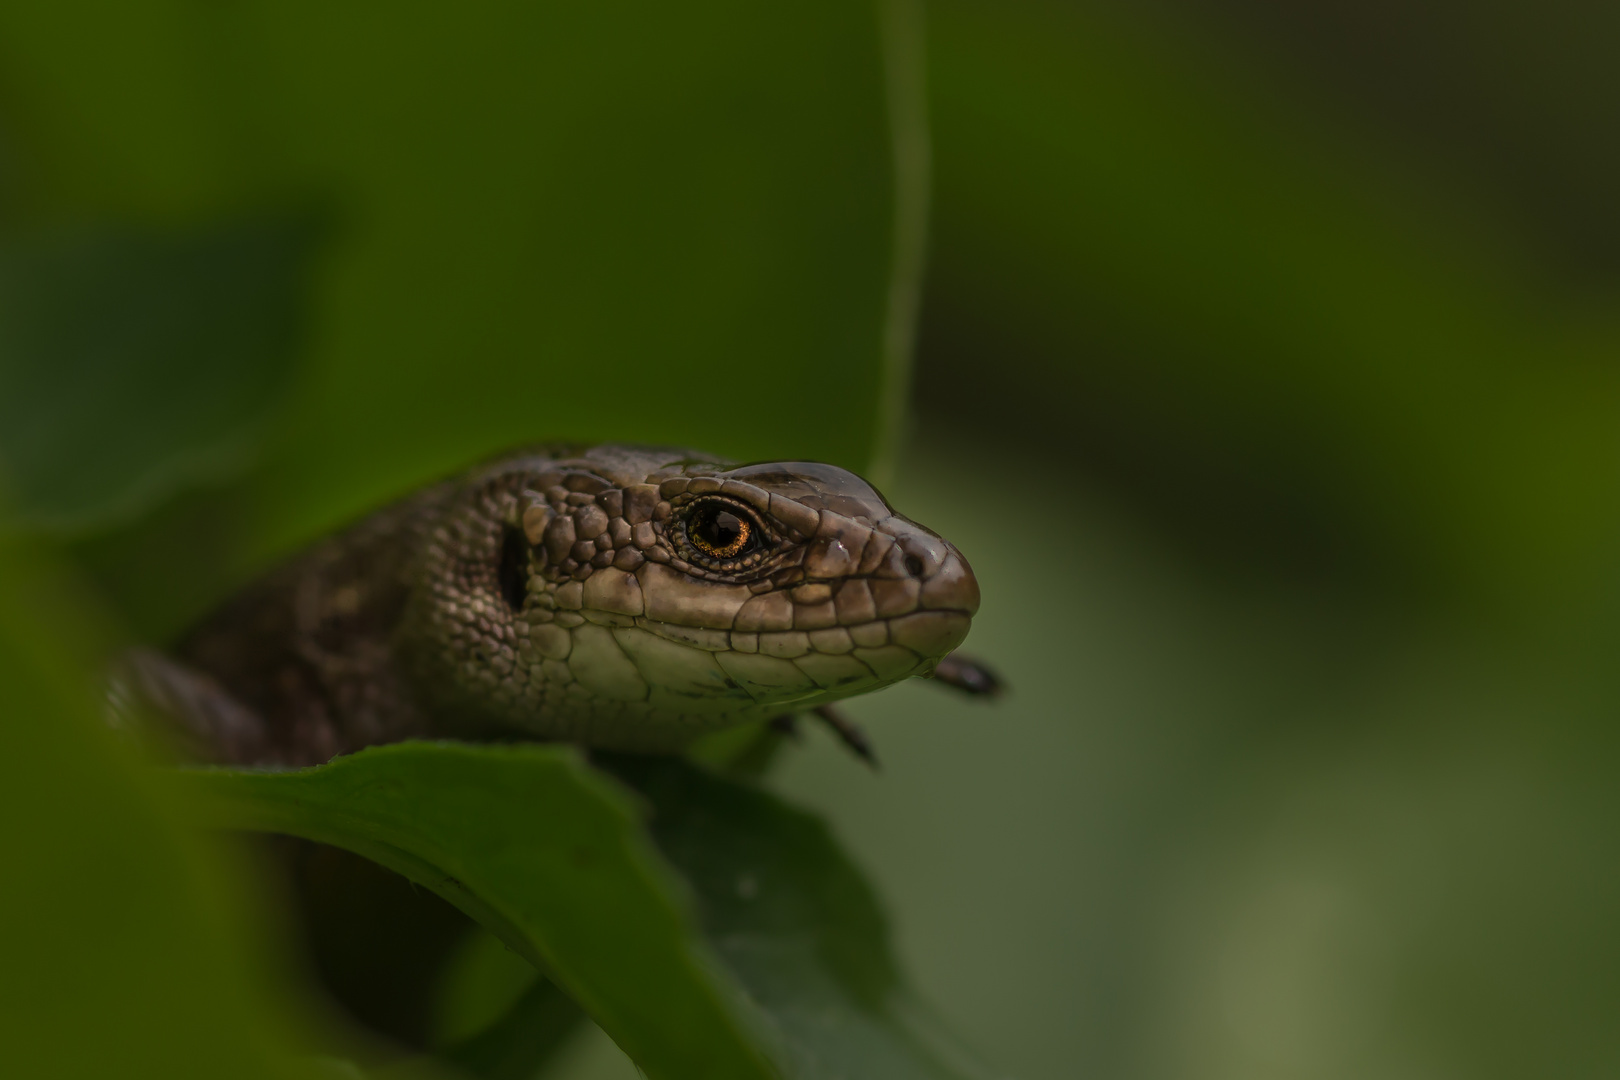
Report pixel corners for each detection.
[498,525,530,613]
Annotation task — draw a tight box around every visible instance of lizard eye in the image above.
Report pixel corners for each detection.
[685,499,763,561]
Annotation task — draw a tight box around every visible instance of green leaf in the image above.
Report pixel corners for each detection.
[432,924,570,1049]
[607,755,991,1080]
[0,216,317,531]
[180,744,990,1080]
[239,0,914,539]
[0,532,355,1079]
[0,0,928,563]
[439,972,584,1080]
[180,743,779,1080]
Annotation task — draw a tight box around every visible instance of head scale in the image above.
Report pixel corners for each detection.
[403,445,979,751]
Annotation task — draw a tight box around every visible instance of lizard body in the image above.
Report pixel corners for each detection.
[123,445,984,765]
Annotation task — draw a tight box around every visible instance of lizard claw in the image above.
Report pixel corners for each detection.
[929,651,1005,698]
[812,705,879,771]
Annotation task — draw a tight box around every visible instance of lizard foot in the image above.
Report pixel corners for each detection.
[812,704,879,771]
[929,651,1005,698]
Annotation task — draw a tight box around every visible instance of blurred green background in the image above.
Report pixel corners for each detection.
[3,0,1618,1076]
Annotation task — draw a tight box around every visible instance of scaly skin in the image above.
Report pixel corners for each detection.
[129,445,981,766]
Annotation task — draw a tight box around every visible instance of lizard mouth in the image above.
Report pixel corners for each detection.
[574,541,978,712]
[619,607,972,708]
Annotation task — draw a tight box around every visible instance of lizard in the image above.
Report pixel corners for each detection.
[115,444,998,768]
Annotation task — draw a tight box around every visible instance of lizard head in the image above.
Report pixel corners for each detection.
[405,445,979,751]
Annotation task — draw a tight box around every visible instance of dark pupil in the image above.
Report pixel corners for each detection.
[698,509,744,550]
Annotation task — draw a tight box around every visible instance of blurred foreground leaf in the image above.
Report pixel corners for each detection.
[0,217,315,531]
[0,0,925,573]
[183,744,989,1080]
[0,532,367,1079]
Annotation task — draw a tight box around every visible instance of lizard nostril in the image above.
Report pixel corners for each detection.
[903,554,926,578]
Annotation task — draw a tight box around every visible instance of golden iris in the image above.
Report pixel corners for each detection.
[689,502,755,559]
